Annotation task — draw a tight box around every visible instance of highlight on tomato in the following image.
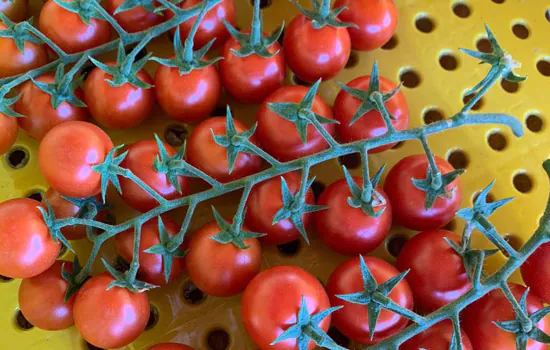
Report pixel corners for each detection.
[0,22,48,78]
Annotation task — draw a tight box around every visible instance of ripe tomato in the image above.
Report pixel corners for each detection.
[84,63,155,129]
[242,266,331,350]
[106,0,164,33]
[0,23,48,78]
[384,155,462,231]
[401,320,473,350]
[219,36,285,104]
[283,14,351,83]
[0,112,18,155]
[245,172,315,245]
[334,0,397,51]
[462,283,550,350]
[396,229,471,313]
[0,198,60,278]
[38,121,114,198]
[74,273,149,349]
[154,60,221,123]
[256,85,336,161]
[315,177,391,255]
[325,256,413,344]
[115,217,186,286]
[334,75,408,152]
[15,73,88,140]
[0,0,28,22]
[18,260,75,330]
[521,242,550,304]
[38,0,111,54]
[148,344,194,350]
[186,116,262,183]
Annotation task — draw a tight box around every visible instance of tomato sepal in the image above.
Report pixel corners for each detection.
[101,257,159,292]
[291,0,355,29]
[92,145,128,203]
[0,14,42,54]
[210,206,265,249]
[31,61,88,109]
[53,0,104,25]
[0,92,24,117]
[342,163,387,217]
[61,256,85,302]
[38,198,75,254]
[113,0,158,15]
[411,167,465,209]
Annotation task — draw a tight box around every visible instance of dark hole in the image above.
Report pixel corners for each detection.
[447,149,469,169]
[491,0,505,3]
[182,280,207,305]
[80,63,96,80]
[250,0,271,9]
[206,329,230,350]
[536,59,550,77]
[235,25,242,31]
[513,173,533,193]
[112,255,130,273]
[473,191,495,204]
[503,235,523,257]
[500,79,520,93]
[391,141,405,149]
[381,35,398,50]
[487,131,507,151]
[526,114,543,133]
[277,239,301,256]
[386,235,408,257]
[423,108,444,124]
[27,191,43,202]
[124,45,148,61]
[442,219,457,232]
[547,9,550,22]
[164,124,189,148]
[462,93,484,111]
[476,38,493,53]
[310,180,326,202]
[345,51,359,69]
[328,327,350,348]
[291,74,313,87]
[439,53,458,71]
[400,69,421,88]
[6,148,29,169]
[15,309,34,330]
[272,26,284,45]
[211,105,227,117]
[452,3,470,18]
[338,153,361,169]
[85,341,105,350]
[512,23,529,39]
[58,244,68,258]
[145,304,159,330]
[415,16,435,33]
[0,274,13,282]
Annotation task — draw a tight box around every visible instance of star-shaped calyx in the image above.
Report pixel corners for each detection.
[271,296,346,350]
[0,93,24,118]
[292,0,355,29]
[113,0,158,14]
[37,198,75,254]
[53,0,103,25]
[101,258,159,292]
[92,145,129,203]
[209,206,265,249]
[62,195,110,221]
[31,62,86,109]
[343,164,387,217]
[0,14,42,54]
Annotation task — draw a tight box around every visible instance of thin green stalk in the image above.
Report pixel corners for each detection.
[121,31,155,75]
[461,67,503,113]
[419,133,442,188]
[74,234,106,284]
[244,140,283,167]
[360,147,373,202]
[61,54,89,85]
[500,281,532,332]
[91,1,128,39]
[173,200,197,247]
[127,223,143,282]
[250,0,262,45]
[460,221,474,251]
[182,1,208,62]
[370,91,397,134]
[372,293,426,324]
[310,117,340,149]
[319,0,330,19]
[117,167,168,206]
[297,162,311,202]
[23,23,68,60]
[232,181,254,229]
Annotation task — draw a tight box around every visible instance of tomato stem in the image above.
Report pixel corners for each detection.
[182,1,209,63]
[250,0,262,45]
[22,22,68,61]
[418,134,442,189]
[500,282,533,333]
[360,148,373,201]
[127,223,143,283]
[91,0,128,40]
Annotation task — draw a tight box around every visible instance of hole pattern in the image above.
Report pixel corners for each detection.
[501,79,520,93]
[526,114,543,132]
[512,23,529,39]
[345,51,359,69]
[6,148,29,169]
[381,35,398,50]
[473,191,495,204]
[16,310,33,330]
[0,274,13,282]
[206,329,230,350]
[182,280,207,305]
[423,108,444,124]
[400,69,421,88]
[291,74,312,86]
[146,304,159,330]
[338,153,361,169]
[310,180,326,202]
[447,149,470,169]
[462,93,484,111]
[415,15,435,33]
[492,0,505,3]
[487,131,507,151]
[547,9,550,22]
[537,59,550,77]
[513,172,533,193]
[476,38,492,53]
[164,124,189,148]
[27,191,43,202]
[250,0,272,9]
[387,235,408,257]
[439,53,458,71]
[328,327,351,348]
[277,239,301,256]
[452,3,470,18]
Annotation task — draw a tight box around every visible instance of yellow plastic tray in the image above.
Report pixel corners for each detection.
[2,0,550,349]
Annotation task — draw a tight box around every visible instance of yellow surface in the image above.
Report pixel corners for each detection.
[1,0,550,349]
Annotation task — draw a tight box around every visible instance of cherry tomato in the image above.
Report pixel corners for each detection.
[462,283,550,350]
[283,14,351,83]
[148,344,194,350]
[219,35,285,104]
[115,217,186,286]
[84,63,155,129]
[384,155,462,231]
[73,273,149,349]
[154,60,221,123]
[15,73,88,140]
[187,116,262,183]
[38,121,114,198]
[0,0,28,22]
[245,172,315,245]
[396,229,471,313]
[334,0,397,51]
[38,0,111,54]
[315,177,391,255]
[106,0,164,33]
[325,256,413,344]
[185,221,262,297]
[334,75,408,152]
[0,23,48,78]
[401,320,473,350]
[521,242,550,304]
[242,266,331,350]
[0,198,60,278]
[0,112,18,155]
[256,85,336,161]
[18,260,75,330]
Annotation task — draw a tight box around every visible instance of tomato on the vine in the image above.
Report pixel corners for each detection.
[106,0,164,33]
[401,320,473,350]
[0,23,48,78]
[521,242,550,304]
[0,112,18,155]
[0,0,28,22]
[148,344,194,350]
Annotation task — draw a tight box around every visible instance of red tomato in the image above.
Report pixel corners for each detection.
[245,172,315,245]
[154,60,221,123]
[0,112,18,155]
[325,256,413,344]
[462,283,550,350]
[0,198,60,278]
[38,0,111,54]
[396,229,471,313]
[38,121,114,198]
[73,273,150,349]
[0,23,48,78]
[384,155,462,231]
[242,266,331,350]
[334,75,408,152]
[106,0,163,33]
[401,320,473,350]
[0,0,28,22]
[256,85,336,161]
[219,36,285,104]
[315,177,391,255]
[283,14,350,83]
[84,63,155,129]
[148,344,194,350]
[18,260,75,330]
[15,73,88,140]
[115,217,186,286]
[186,116,262,183]
[334,0,397,51]
[521,242,550,304]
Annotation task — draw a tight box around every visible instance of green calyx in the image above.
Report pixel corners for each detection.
[61,256,86,302]
[342,164,387,217]
[0,94,23,118]
[411,165,465,209]
[38,198,75,254]
[92,145,129,203]
[31,63,86,109]
[0,14,42,54]
[101,257,159,292]
[210,206,265,249]
[53,0,103,25]
[292,0,355,29]
[114,0,158,14]
[62,195,109,222]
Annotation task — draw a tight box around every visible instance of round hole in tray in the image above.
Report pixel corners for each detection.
[472,190,495,204]
[0,274,13,282]
[487,131,507,151]
[386,234,408,257]
[164,124,189,148]
[513,172,533,193]
[277,239,301,256]
[415,15,435,33]
[211,105,228,117]
[6,147,29,170]
[423,108,444,125]
[399,68,421,88]
[328,327,351,348]
[500,78,520,93]
[345,51,359,69]
[475,37,492,53]
[206,328,231,350]
[491,0,505,3]
[462,93,484,111]
[503,234,524,257]
[338,153,361,169]
[526,113,543,133]
[439,52,459,71]
[15,309,34,330]
[26,190,43,202]
[311,180,326,202]
[145,304,159,330]
[447,149,469,169]
[84,340,104,350]
[537,59,550,77]
[291,73,313,87]
[442,218,457,232]
[512,22,529,39]
[546,9,550,22]
[381,35,398,50]
[182,280,207,305]
[250,0,272,9]
[452,2,471,18]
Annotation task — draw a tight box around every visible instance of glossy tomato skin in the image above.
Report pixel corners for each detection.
[74,273,150,349]
[187,116,262,183]
[396,229,471,313]
[18,260,75,330]
[38,121,114,198]
[245,172,315,245]
[0,198,60,278]
[119,139,189,212]
[15,73,88,140]
[326,256,413,344]
[521,242,550,304]
[148,344,194,350]
[334,75,408,152]
[256,85,336,161]
[0,0,28,22]
[220,36,285,104]
[384,155,462,231]
[155,61,221,123]
[401,320,473,350]
[283,14,350,83]
[0,112,18,155]
[106,0,164,33]
[334,0,397,51]
[39,0,111,54]
[242,266,331,350]
[462,283,550,350]
[84,64,155,129]
[315,177,391,255]
[115,217,186,286]
[0,23,48,78]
